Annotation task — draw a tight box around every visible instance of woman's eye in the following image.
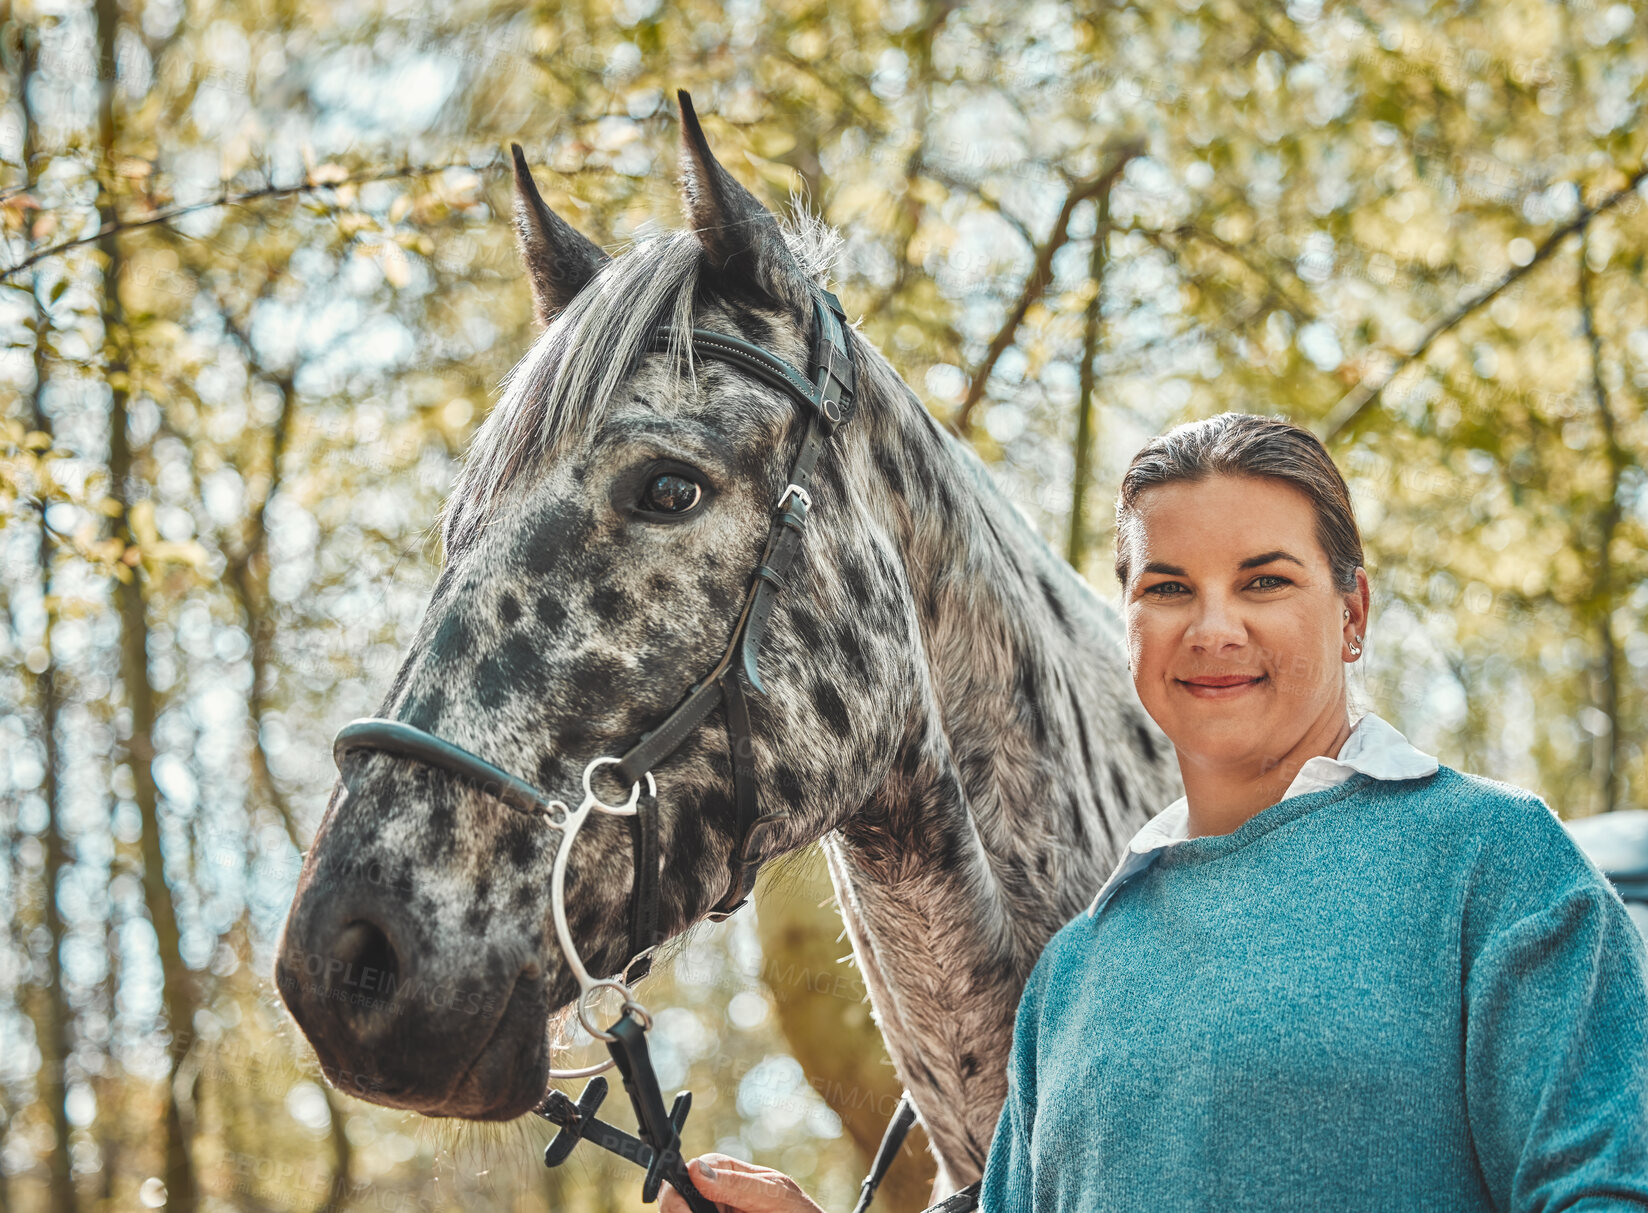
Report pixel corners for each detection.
[1144,575,1289,597]
[640,472,703,514]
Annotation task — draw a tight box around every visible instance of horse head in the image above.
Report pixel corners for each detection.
[275,92,923,1120]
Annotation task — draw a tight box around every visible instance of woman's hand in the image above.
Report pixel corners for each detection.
[660,1154,826,1213]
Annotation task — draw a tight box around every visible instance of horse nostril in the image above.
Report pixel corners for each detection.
[324,919,402,1040]
[333,919,399,985]
[331,922,398,988]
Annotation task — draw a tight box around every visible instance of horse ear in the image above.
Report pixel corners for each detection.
[510,142,608,325]
[675,91,812,313]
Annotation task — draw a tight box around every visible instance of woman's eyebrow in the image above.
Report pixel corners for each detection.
[1238,549,1306,570]
[1141,550,1305,576]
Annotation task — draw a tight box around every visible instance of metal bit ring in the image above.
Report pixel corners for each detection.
[576,979,636,1042]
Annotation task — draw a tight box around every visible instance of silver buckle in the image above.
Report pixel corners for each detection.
[776,483,811,511]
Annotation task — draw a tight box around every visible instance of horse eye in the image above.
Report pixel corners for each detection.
[640,472,703,514]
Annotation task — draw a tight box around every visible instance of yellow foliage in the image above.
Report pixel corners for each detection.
[336,211,377,238]
[129,500,157,545]
[751,128,797,158]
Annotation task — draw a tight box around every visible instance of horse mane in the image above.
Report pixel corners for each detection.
[441,199,843,557]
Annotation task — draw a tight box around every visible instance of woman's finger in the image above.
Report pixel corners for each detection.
[661,1155,753,1213]
[686,1156,825,1213]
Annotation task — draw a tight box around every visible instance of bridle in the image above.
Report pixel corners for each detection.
[336,284,854,992]
[328,287,859,1211]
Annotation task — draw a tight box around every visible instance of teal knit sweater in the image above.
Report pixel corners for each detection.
[979,765,1648,1212]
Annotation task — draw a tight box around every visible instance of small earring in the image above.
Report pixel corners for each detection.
[1349,636,1362,656]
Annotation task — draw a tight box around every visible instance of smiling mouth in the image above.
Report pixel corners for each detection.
[1178,675,1267,696]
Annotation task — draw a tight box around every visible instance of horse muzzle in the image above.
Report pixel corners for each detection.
[274,875,553,1120]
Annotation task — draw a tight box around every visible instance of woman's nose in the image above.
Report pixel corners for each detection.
[1184,596,1247,650]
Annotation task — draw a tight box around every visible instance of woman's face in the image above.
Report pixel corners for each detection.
[1121,474,1367,777]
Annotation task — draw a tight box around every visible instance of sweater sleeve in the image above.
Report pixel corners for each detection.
[1463,813,1648,1211]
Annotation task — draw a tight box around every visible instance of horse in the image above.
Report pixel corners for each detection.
[275,91,1179,1194]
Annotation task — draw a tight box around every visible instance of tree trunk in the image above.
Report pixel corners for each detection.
[1066,186,1113,576]
[753,845,937,1211]
[15,14,80,1212]
[93,0,198,1205]
[31,226,79,1213]
[1577,242,1622,816]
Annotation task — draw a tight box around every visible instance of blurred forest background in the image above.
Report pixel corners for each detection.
[1,0,1645,1208]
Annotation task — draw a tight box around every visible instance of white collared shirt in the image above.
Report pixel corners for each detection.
[1086,712,1440,920]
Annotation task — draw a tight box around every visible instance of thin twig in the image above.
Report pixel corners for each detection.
[0,154,504,281]
[1318,162,1648,444]
[1158,223,1320,324]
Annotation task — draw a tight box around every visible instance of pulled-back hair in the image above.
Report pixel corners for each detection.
[1113,412,1364,592]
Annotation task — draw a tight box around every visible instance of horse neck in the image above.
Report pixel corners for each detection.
[822,369,1178,1185]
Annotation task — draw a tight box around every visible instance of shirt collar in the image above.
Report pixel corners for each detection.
[1084,712,1439,920]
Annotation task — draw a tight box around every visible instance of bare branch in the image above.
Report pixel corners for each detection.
[1158,223,1320,325]
[0,154,504,281]
[1318,161,1648,444]
[952,141,1145,436]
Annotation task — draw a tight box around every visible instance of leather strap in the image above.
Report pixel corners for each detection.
[645,290,856,429]
[646,328,822,416]
[605,1013,696,1204]
[709,666,761,918]
[334,719,550,817]
[810,289,857,426]
[616,289,855,928]
[615,676,729,787]
[738,415,828,694]
[625,784,662,981]
[925,1183,981,1213]
[851,1091,917,1213]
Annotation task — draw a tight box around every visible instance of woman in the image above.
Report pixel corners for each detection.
[664,413,1648,1213]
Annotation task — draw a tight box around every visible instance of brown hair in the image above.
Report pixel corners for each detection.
[1113,412,1366,596]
